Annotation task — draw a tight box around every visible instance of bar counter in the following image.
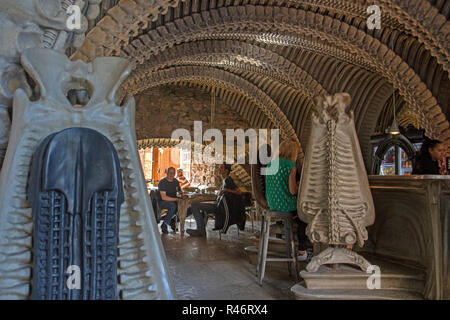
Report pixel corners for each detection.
[367,175,449,300]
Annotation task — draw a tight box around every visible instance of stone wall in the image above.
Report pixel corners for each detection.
[135,85,251,140]
[135,85,252,188]
[190,163,222,188]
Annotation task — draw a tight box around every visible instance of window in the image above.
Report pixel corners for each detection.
[180,148,191,181]
[139,147,154,191]
[379,146,412,176]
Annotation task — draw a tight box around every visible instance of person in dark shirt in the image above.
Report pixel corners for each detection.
[412,139,445,175]
[186,164,242,237]
[158,167,180,234]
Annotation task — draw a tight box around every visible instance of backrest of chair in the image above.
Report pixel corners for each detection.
[241,192,253,208]
[155,189,163,202]
[251,144,271,210]
[251,164,269,210]
[216,194,230,233]
[149,189,162,220]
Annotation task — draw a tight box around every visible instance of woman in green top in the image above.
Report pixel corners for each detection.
[265,139,309,261]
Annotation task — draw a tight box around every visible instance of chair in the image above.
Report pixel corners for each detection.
[149,189,165,222]
[208,195,229,240]
[251,157,299,285]
[256,210,299,285]
[241,192,255,232]
[208,194,243,240]
[245,205,256,233]
[149,189,178,230]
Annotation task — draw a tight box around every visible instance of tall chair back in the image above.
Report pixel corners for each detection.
[251,163,270,210]
[150,189,164,221]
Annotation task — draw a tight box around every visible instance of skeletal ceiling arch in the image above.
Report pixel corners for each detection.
[128,65,303,155]
[128,39,327,101]
[80,1,449,75]
[81,2,450,138]
[78,2,450,156]
[91,5,450,146]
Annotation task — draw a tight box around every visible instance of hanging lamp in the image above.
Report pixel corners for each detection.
[388,91,400,135]
[210,86,216,129]
[388,5,400,136]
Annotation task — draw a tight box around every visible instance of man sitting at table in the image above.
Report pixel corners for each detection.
[186,164,242,237]
[158,167,180,234]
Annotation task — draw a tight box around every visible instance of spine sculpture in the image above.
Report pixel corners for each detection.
[0,48,176,299]
[298,93,375,272]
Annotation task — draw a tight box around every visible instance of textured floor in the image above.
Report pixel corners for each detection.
[161,218,302,300]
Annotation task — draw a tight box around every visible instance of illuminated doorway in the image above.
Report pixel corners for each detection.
[139,147,191,186]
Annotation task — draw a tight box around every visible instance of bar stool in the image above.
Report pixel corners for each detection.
[256,210,299,285]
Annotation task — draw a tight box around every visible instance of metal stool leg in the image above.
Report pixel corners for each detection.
[257,215,268,285]
[256,214,265,276]
[175,215,180,234]
[284,218,292,276]
[258,215,271,286]
[251,209,255,233]
[289,217,300,281]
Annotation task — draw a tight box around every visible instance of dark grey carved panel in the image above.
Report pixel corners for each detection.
[29,128,124,300]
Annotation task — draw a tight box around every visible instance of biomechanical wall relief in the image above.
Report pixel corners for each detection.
[298,93,375,271]
[0,0,103,171]
[0,48,175,299]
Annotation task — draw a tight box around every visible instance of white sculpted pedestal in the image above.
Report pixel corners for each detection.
[291,93,379,299]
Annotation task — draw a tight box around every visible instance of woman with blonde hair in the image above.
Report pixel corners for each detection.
[265,139,310,261]
[278,139,300,162]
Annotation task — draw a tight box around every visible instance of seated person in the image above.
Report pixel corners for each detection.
[265,139,310,261]
[158,167,180,234]
[186,164,242,237]
[412,139,446,175]
[176,168,191,189]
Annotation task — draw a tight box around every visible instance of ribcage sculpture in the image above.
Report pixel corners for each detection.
[298,93,375,271]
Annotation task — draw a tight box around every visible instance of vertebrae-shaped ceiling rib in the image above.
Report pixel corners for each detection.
[129,40,327,100]
[77,1,450,153]
[128,65,303,154]
[80,0,449,75]
[106,5,450,144]
[125,39,327,140]
[81,1,449,119]
[378,0,449,74]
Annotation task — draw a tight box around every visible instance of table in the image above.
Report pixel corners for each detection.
[177,193,218,234]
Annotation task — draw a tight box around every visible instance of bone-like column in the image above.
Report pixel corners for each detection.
[298,93,375,271]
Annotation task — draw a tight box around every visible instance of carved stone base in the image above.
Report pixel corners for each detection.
[301,263,424,291]
[306,247,371,272]
[292,256,426,300]
[291,283,423,300]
